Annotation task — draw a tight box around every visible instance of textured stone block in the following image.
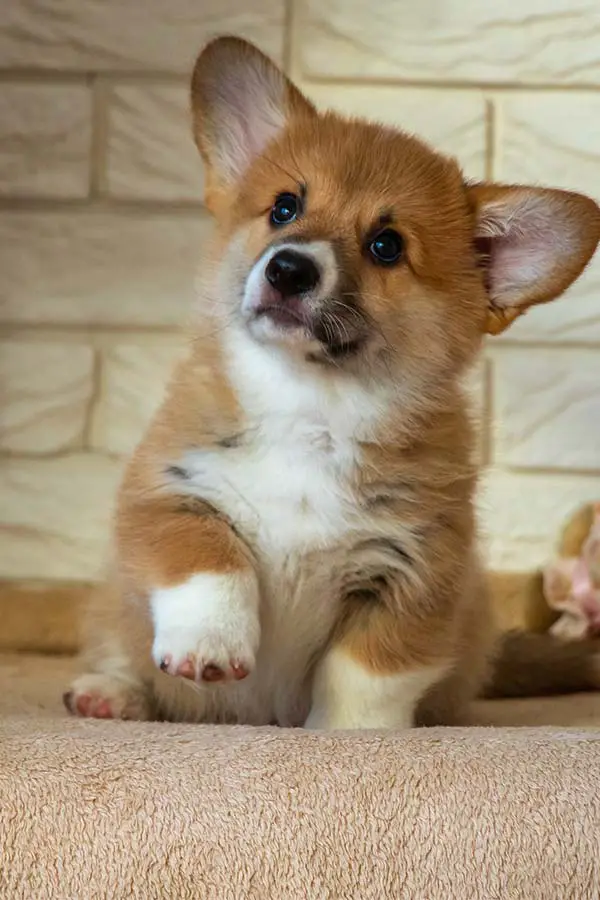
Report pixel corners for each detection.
[91,343,185,454]
[0,210,213,326]
[0,342,94,453]
[105,85,203,201]
[0,455,122,579]
[299,1,600,85]
[0,0,284,72]
[0,83,91,198]
[492,348,600,472]
[477,471,600,571]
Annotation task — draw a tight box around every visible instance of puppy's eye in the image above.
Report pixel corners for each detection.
[270,193,299,226]
[368,229,403,266]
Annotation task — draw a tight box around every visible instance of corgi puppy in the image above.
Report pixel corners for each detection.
[65,37,600,730]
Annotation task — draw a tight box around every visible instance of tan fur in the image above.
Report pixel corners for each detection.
[115,339,251,588]
[66,37,600,729]
[558,504,595,558]
[336,400,479,676]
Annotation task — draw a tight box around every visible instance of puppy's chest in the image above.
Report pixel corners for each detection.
[183,418,361,561]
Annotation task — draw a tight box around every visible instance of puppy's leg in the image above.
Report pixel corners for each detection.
[151,570,260,684]
[118,496,260,686]
[306,651,447,730]
[65,495,260,720]
[64,583,152,720]
[305,598,451,730]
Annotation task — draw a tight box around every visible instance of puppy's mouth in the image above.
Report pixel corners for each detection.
[255,293,309,329]
[242,241,368,359]
[253,293,367,359]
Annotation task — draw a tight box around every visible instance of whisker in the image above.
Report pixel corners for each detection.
[329,311,352,348]
[328,299,366,326]
[282,141,309,189]
[262,153,306,189]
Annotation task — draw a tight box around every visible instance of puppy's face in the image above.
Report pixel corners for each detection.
[222,118,484,385]
[192,38,600,389]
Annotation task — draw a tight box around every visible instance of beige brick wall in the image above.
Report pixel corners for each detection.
[1,1,599,581]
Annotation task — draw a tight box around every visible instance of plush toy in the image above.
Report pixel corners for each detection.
[542,503,600,640]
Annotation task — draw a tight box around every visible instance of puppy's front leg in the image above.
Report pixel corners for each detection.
[305,599,450,730]
[118,494,260,685]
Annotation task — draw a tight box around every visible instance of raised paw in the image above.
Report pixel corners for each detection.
[158,652,251,683]
[150,573,260,686]
[63,674,148,720]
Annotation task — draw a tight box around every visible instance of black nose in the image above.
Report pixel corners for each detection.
[265,249,320,297]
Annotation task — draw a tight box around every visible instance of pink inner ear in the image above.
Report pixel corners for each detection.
[476,193,574,309]
[206,60,286,180]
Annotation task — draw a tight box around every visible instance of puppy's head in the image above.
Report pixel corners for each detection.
[192,37,600,386]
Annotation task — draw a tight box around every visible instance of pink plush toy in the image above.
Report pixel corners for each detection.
[543,503,600,640]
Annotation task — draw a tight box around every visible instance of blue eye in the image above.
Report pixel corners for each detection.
[270,193,299,226]
[369,229,403,265]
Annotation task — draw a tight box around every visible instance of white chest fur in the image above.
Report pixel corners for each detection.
[183,417,355,561]
[181,334,387,564]
[161,334,392,725]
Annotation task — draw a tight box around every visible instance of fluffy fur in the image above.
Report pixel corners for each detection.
[65,37,600,730]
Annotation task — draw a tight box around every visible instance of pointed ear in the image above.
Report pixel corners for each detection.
[467,184,600,335]
[191,37,315,192]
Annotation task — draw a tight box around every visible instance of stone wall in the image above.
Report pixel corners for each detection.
[1,1,599,583]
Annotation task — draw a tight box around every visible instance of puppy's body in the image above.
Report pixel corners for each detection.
[82,339,485,728]
[66,37,600,730]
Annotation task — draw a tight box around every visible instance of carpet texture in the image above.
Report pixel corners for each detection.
[2,653,600,899]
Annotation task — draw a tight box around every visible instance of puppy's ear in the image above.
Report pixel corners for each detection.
[191,37,314,193]
[467,184,600,335]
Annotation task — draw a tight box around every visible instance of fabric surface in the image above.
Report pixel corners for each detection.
[2,653,600,899]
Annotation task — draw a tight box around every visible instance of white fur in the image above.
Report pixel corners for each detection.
[306,649,449,730]
[151,572,260,679]
[243,240,339,347]
[160,327,403,726]
[181,328,389,556]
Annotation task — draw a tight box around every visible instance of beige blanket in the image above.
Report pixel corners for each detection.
[2,653,600,899]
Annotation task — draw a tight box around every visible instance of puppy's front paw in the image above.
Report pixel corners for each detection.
[150,572,260,684]
[64,673,149,720]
